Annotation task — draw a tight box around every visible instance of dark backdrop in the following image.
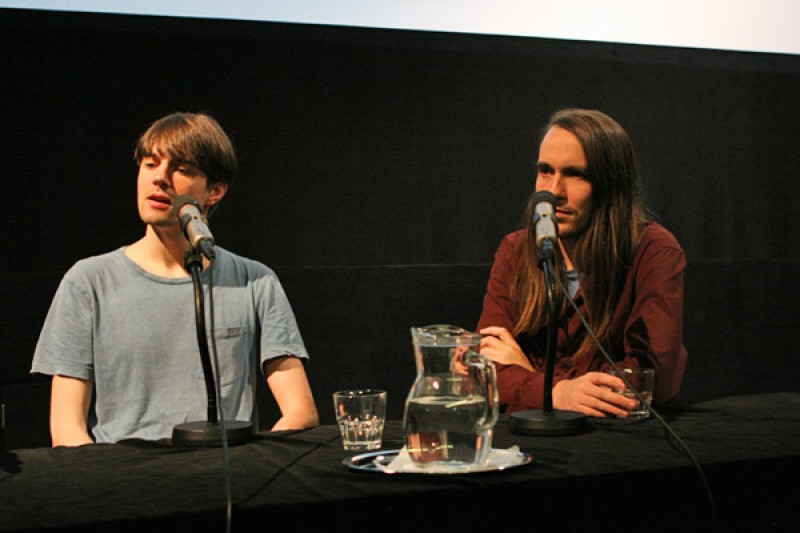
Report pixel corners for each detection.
[1,8,798,445]
[3,8,799,271]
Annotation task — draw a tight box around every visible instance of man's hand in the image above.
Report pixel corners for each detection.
[478,326,534,372]
[552,372,637,417]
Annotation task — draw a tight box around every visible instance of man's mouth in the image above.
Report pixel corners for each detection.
[147,194,173,208]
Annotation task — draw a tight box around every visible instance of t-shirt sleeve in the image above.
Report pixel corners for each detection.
[30,270,95,381]
[255,271,309,367]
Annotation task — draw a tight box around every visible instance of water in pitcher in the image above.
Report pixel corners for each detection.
[404,395,490,467]
[405,325,498,469]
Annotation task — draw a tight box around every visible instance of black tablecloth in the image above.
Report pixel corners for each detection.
[2,393,799,532]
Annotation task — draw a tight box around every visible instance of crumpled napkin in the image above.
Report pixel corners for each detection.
[375,445,527,474]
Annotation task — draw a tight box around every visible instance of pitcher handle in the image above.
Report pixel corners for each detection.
[465,351,499,431]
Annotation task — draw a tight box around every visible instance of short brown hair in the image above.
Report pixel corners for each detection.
[134,112,237,187]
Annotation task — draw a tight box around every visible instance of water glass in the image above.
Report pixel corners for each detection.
[607,367,655,419]
[333,389,387,450]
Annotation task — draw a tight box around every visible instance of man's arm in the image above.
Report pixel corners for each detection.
[50,374,94,447]
[625,226,688,404]
[264,356,319,431]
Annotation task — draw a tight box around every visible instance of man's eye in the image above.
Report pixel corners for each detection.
[176,165,200,176]
[176,166,197,176]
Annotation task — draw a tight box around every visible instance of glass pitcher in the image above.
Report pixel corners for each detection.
[403,324,499,469]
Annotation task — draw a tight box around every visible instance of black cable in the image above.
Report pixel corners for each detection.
[236,436,339,505]
[206,260,234,533]
[554,274,719,533]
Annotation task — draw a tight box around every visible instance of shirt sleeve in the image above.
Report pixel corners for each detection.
[623,227,688,404]
[30,270,95,381]
[477,232,522,331]
[254,270,309,368]
[477,231,549,411]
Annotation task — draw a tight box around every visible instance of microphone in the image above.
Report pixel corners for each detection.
[532,190,558,262]
[509,188,587,437]
[174,195,216,259]
[171,194,254,448]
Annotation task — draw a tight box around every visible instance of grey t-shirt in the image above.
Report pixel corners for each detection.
[31,247,308,443]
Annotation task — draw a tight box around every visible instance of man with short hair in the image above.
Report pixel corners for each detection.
[32,112,319,446]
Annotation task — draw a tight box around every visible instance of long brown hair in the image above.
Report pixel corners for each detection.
[512,109,648,360]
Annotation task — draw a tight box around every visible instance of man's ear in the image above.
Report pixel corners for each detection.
[206,182,229,208]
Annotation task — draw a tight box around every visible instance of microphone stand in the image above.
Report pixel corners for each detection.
[172,249,254,447]
[509,239,587,436]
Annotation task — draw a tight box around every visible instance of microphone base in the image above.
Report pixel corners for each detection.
[171,420,255,447]
[509,409,588,436]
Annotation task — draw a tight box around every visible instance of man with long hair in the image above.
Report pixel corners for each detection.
[32,112,319,445]
[478,109,687,417]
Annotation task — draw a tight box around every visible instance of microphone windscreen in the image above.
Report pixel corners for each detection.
[173,194,199,216]
[532,190,556,207]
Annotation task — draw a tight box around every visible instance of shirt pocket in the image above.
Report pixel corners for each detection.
[205,325,252,387]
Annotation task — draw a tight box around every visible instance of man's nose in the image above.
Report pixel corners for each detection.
[153,166,171,187]
[540,176,565,198]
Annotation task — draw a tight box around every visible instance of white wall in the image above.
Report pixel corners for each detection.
[1,0,798,56]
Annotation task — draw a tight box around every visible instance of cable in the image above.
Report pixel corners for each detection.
[206,260,234,533]
[554,274,719,533]
[236,436,340,505]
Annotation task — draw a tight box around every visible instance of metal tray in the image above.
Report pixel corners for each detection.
[343,448,533,475]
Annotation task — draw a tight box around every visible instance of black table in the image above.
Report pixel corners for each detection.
[2,393,799,532]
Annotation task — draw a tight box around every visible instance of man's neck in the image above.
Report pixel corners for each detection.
[125,225,208,278]
[559,238,577,271]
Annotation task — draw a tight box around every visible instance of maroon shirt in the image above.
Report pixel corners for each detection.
[477,222,688,412]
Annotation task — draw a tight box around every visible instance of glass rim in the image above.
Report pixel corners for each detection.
[411,324,481,345]
[333,389,387,397]
[607,367,655,375]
